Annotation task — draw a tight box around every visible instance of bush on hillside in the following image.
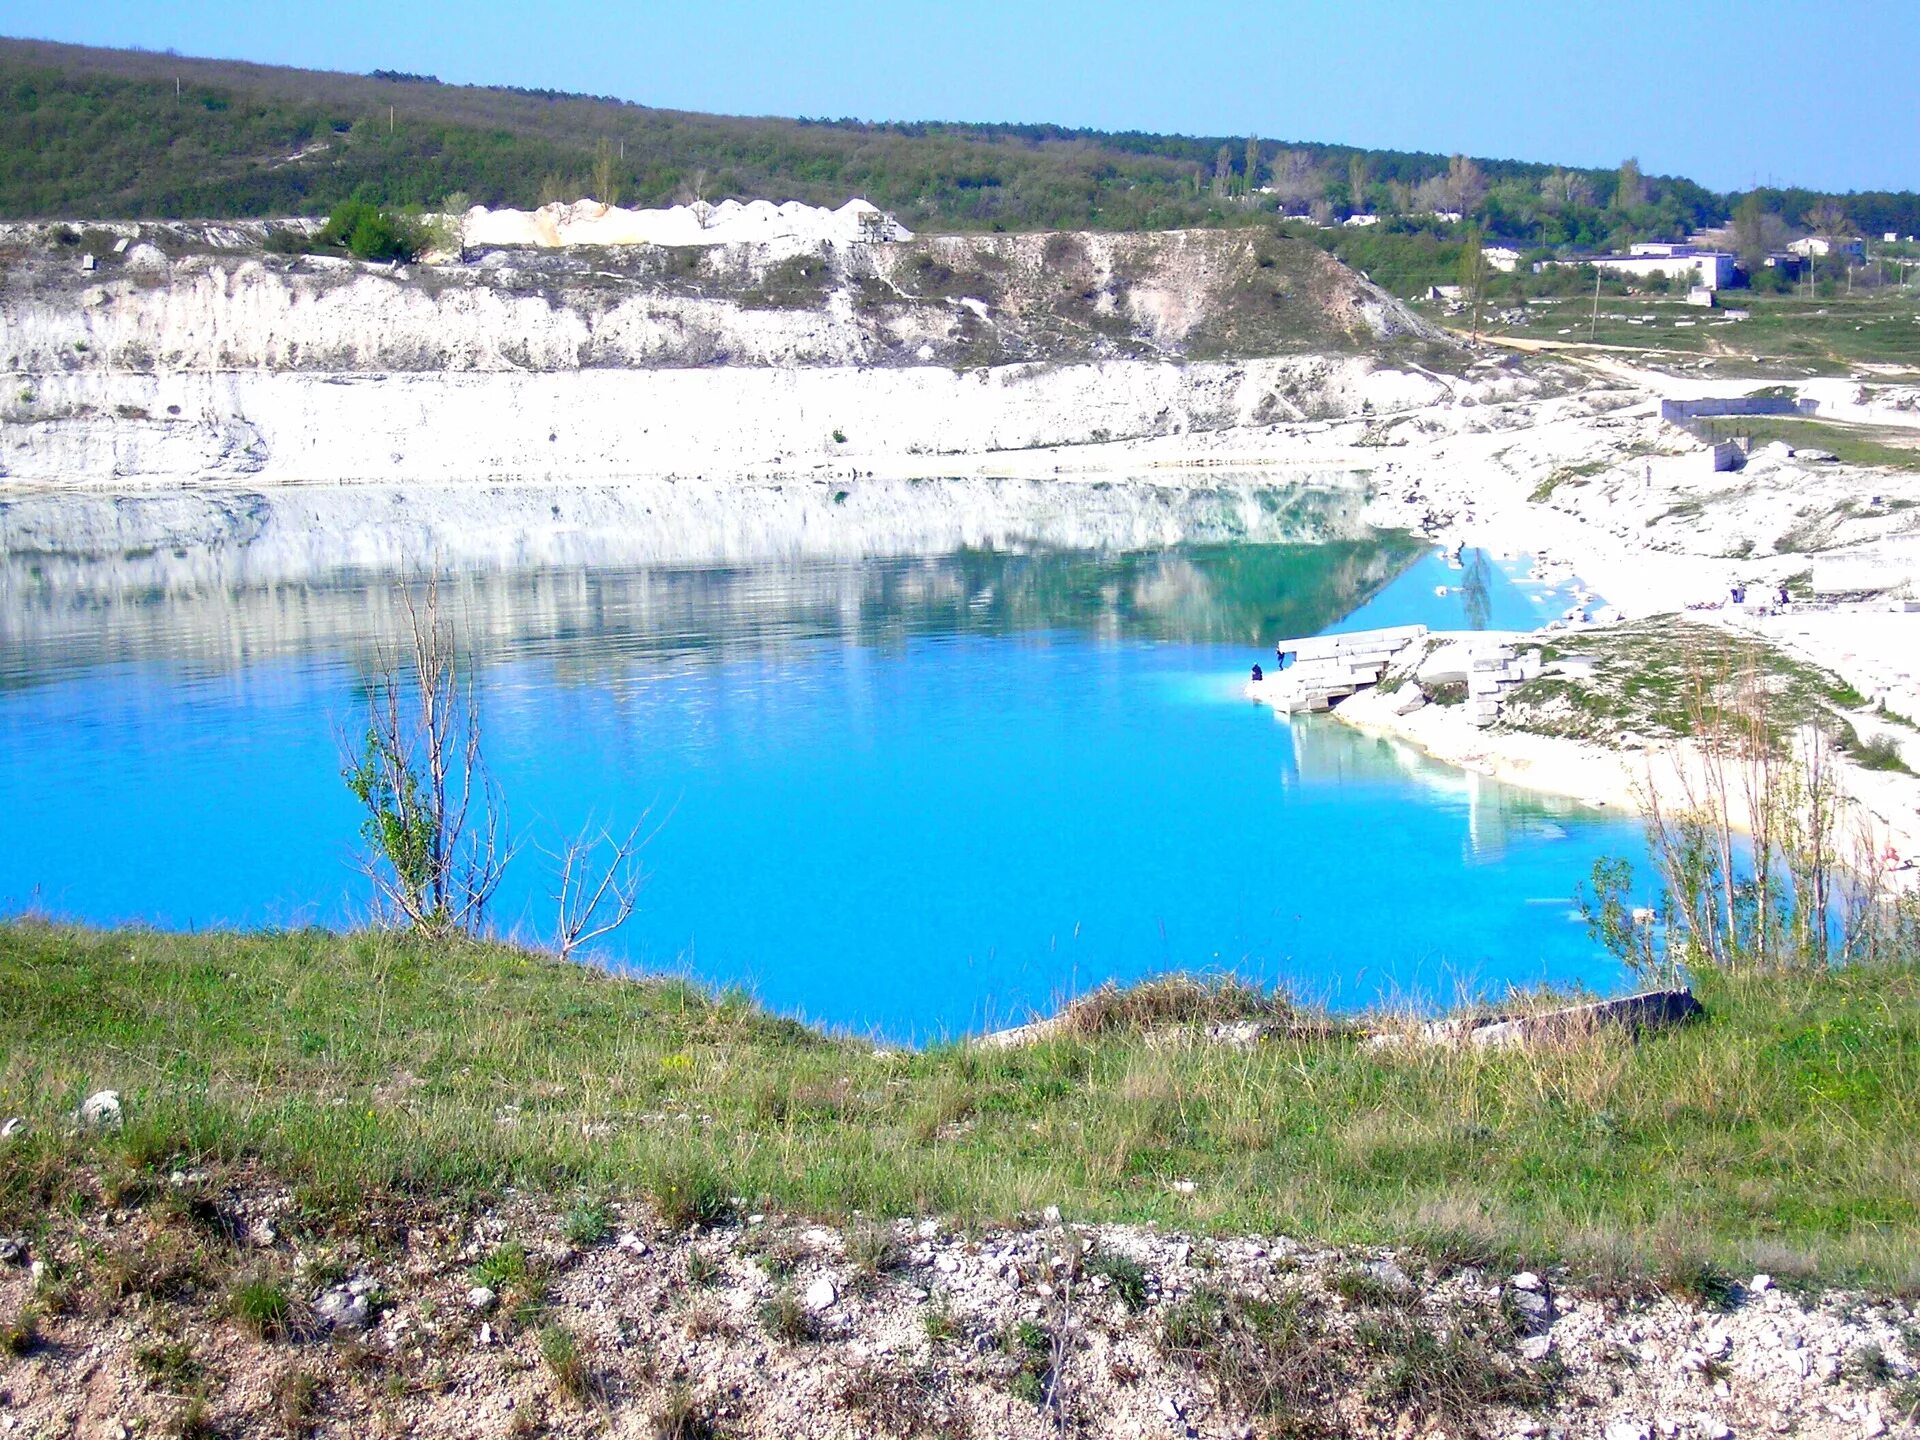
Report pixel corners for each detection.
[316,200,425,262]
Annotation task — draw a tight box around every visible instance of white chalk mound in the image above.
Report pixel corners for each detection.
[460,197,911,250]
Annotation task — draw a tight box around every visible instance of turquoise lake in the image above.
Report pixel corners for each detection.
[0,531,1644,1041]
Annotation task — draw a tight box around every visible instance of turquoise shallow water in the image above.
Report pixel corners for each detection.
[0,538,1640,1041]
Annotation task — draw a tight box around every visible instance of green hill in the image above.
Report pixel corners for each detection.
[2,35,1917,245]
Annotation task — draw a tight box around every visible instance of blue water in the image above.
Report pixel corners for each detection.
[0,540,1642,1041]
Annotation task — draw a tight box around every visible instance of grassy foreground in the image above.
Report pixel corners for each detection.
[2,922,1917,1290]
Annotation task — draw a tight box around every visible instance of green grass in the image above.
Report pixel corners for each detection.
[1509,620,1875,746]
[227,1272,294,1340]
[3,922,1920,1287]
[538,1322,591,1402]
[1481,291,1920,377]
[1701,415,1920,473]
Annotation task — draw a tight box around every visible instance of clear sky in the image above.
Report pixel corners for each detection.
[9,0,1918,194]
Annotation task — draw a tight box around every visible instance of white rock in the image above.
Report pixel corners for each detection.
[1510,1270,1542,1291]
[1042,1205,1062,1224]
[78,1090,123,1129]
[1702,1423,1732,1440]
[1751,1273,1773,1293]
[1604,1423,1651,1440]
[467,1286,497,1313]
[617,1232,649,1256]
[803,1276,838,1312]
[315,1285,370,1333]
[0,1118,24,1140]
[1520,1335,1553,1362]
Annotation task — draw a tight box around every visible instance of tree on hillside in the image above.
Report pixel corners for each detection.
[1347,153,1369,214]
[1421,155,1487,216]
[590,137,622,208]
[1268,149,1322,213]
[1805,199,1855,287]
[1614,157,1648,210]
[1244,135,1261,195]
[1540,168,1593,208]
[1459,222,1489,342]
[1805,198,1852,245]
[1212,144,1233,200]
[1729,193,1789,272]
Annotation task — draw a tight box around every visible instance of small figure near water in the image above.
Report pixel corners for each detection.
[1250,663,1264,683]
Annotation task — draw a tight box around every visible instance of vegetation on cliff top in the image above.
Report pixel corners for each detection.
[5,36,1918,249]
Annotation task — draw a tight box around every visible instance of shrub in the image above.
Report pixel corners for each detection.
[652,1386,721,1440]
[1854,733,1910,773]
[845,1221,903,1278]
[470,1241,531,1292]
[1057,973,1287,1037]
[562,1198,612,1247]
[758,1288,816,1343]
[271,1368,320,1436]
[136,1340,203,1390]
[228,1274,294,1340]
[1,1302,40,1357]
[1085,1250,1151,1312]
[315,201,425,263]
[650,1155,732,1230]
[539,1323,590,1402]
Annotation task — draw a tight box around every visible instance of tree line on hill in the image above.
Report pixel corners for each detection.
[3,36,1916,280]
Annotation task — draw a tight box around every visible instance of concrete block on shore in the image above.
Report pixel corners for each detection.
[1370,989,1703,1051]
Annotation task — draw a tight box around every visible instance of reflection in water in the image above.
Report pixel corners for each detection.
[1287,718,1580,861]
[1460,549,1495,631]
[0,539,1421,691]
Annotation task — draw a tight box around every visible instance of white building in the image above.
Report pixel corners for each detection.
[1788,235,1865,260]
[1484,245,1523,272]
[1546,245,1736,291]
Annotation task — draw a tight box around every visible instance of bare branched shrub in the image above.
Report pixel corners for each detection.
[546,818,649,963]
[342,574,509,938]
[1582,642,1917,980]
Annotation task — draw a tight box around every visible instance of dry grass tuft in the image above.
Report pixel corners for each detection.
[1055,974,1290,1038]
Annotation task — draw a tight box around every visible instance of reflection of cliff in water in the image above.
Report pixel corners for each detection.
[1286,715,1583,861]
[1,521,1420,690]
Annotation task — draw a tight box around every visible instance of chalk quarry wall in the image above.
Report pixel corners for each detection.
[0,359,1450,488]
[0,227,1477,488]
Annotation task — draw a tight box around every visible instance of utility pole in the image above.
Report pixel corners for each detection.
[1589,269,1602,342]
[389,105,394,135]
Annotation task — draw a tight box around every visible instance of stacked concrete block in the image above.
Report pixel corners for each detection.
[1463,646,1542,727]
[1265,625,1428,714]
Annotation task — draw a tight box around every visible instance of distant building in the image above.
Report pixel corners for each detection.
[1483,246,1523,272]
[1788,235,1865,260]
[1544,245,1736,291]
[1343,213,1380,227]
